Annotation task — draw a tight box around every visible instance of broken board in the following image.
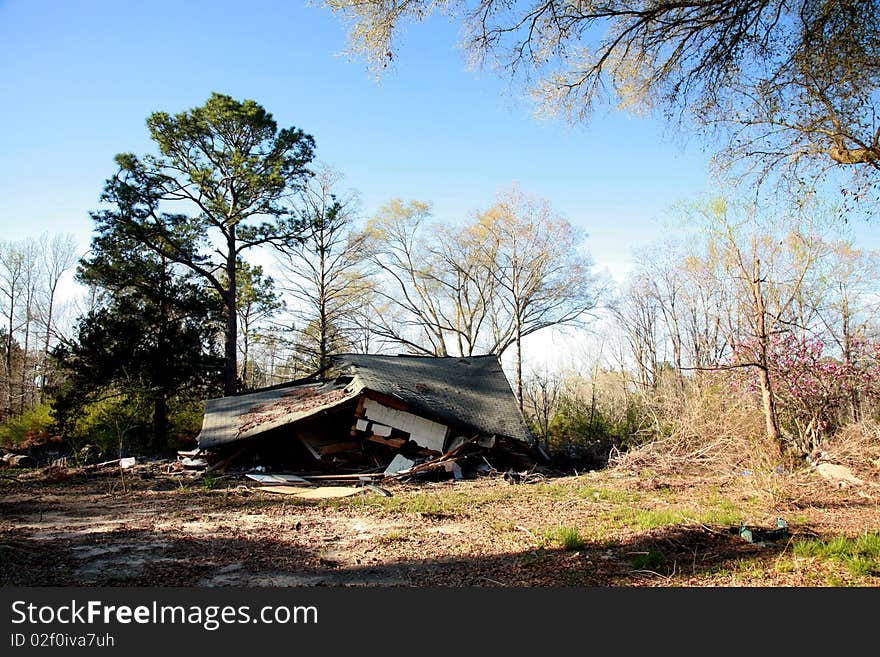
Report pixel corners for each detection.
[363,398,448,453]
[246,473,312,486]
[258,485,363,499]
[384,454,415,476]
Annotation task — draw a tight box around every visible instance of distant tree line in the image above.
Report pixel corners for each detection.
[0,234,78,424]
[523,197,880,461]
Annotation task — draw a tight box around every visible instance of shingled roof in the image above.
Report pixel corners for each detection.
[196,353,535,450]
[332,354,535,446]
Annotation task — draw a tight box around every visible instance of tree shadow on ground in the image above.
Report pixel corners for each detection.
[0,522,797,587]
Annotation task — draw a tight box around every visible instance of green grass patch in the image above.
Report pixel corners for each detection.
[694,508,743,527]
[607,507,687,530]
[363,493,456,517]
[379,530,407,543]
[543,525,586,550]
[774,557,795,574]
[791,532,880,578]
[355,486,533,516]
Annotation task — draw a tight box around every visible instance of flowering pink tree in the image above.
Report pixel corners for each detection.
[726,334,880,454]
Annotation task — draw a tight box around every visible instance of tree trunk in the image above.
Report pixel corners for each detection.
[318,235,328,372]
[152,259,170,453]
[152,393,168,454]
[752,257,784,455]
[19,301,30,415]
[841,296,861,422]
[758,365,783,455]
[515,314,523,415]
[241,316,250,390]
[223,228,238,396]
[39,285,56,404]
[5,297,14,419]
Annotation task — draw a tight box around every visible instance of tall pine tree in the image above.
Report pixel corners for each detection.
[91,93,315,395]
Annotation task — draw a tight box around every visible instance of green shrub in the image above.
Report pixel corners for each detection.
[167,398,206,450]
[68,393,151,456]
[0,404,54,448]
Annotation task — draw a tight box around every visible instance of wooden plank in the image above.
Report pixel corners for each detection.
[300,473,383,480]
[257,485,363,499]
[246,473,312,485]
[205,447,246,473]
[382,435,478,481]
[354,394,367,416]
[365,434,407,448]
[294,486,364,499]
[296,435,323,460]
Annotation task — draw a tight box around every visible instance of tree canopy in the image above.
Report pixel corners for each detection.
[91,92,315,395]
[323,1,880,193]
[54,230,223,453]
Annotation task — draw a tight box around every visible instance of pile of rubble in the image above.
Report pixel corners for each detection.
[192,353,548,487]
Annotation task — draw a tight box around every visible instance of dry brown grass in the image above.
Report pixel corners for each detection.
[822,421,880,484]
[609,386,880,512]
[610,383,774,477]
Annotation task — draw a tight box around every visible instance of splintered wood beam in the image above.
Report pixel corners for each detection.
[354,395,367,418]
[382,435,479,481]
[365,434,407,448]
[204,447,246,474]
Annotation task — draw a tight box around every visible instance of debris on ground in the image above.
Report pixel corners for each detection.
[245,473,312,486]
[180,457,208,469]
[384,454,415,477]
[503,470,547,485]
[732,517,790,546]
[1,453,33,467]
[258,485,364,499]
[813,461,865,487]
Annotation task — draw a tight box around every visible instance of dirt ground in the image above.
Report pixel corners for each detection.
[2,463,879,587]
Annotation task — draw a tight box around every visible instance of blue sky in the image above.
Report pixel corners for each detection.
[0,0,720,285]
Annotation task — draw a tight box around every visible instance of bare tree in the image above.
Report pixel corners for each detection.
[365,199,500,356]
[808,238,880,421]
[611,272,660,395]
[17,238,40,413]
[0,241,25,419]
[280,164,372,373]
[629,238,732,378]
[523,367,563,449]
[477,184,599,410]
[367,186,598,412]
[697,198,827,452]
[37,232,79,401]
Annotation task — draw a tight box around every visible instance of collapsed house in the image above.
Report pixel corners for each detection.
[196,354,545,479]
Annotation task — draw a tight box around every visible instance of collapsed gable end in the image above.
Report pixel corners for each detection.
[195,354,537,467]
